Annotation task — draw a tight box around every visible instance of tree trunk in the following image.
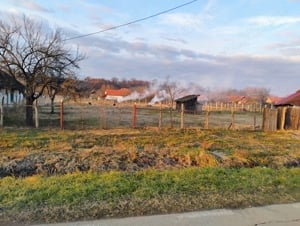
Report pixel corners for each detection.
[50,96,55,114]
[25,96,34,127]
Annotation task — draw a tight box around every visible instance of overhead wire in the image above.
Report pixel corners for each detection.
[64,0,199,41]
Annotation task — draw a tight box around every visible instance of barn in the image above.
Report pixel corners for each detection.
[0,70,24,105]
[175,95,201,113]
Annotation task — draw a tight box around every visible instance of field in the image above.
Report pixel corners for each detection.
[0,128,300,225]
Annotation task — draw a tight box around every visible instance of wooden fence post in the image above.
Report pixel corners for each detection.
[253,113,256,130]
[205,110,210,129]
[277,107,286,130]
[0,96,4,128]
[158,102,162,129]
[132,103,137,129]
[60,99,64,130]
[99,104,107,129]
[180,103,184,129]
[231,108,235,129]
[34,100,39,128]
[170,106,173,128]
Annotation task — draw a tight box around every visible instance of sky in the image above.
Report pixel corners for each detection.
[1,0,300,97]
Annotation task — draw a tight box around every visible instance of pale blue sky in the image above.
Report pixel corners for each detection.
[1,0,300,96]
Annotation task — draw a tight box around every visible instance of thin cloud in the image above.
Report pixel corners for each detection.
[159,13,203,28]
[16,0,53,13]
[80,45,300,97]
[246,16,300,27]
[158,0,215,29]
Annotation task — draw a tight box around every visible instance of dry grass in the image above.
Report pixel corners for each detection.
[0,128,299,225]
[0,128,299,176]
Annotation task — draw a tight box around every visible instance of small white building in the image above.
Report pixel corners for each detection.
[0,70,24,105]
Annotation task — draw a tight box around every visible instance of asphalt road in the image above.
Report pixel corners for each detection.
[33,202,300,226]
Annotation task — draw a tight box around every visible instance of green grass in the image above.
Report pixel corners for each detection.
[0,128,300,224]
[1,167,300,224]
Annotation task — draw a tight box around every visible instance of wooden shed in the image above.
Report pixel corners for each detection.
[175,95,200,113]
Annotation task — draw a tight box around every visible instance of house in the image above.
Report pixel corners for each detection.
[175,95,201,113]
[265,96,281,105]
[104,88,131,102]
[0,70,24,105]
[274,90,300,107]
[229,96,247,104]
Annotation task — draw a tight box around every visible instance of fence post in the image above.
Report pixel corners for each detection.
[278,107,286,130]
[132,103,136,128]
[205,110,209,129]
[0,96,4,128]
[60,99,64,130]
[170,106,173,128]
[230,107,235,129]
[253,113,256,130]
[180,103,184,129]
[34,99,39,128]
[158,102,162,129]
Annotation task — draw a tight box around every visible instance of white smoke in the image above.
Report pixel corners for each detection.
[117,84,158,103]
[118,91,141,102]
[148,90,169,105]
[117,81,208,104]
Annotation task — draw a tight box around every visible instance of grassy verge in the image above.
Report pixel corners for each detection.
[0,128,300,225]
[1,167,300,225]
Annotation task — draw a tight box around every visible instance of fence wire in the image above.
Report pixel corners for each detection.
[0,102,262,130]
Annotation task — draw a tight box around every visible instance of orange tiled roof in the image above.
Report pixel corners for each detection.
[105,88,131,97]
[265,96,281,104]
[229,96,246,103]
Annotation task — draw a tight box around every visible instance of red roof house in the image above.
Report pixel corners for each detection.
[275,90,300,106]
[265,96,281,105]
[104,88,131,102]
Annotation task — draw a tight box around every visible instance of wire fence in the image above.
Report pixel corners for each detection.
[0,101,263,130]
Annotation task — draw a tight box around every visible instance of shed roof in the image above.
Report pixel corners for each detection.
[275,90,300,106]
[0,70,24,91]
[175,95,199,103]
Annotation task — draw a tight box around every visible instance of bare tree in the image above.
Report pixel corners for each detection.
[0,15,84,126]
[161,76,184,128]
[242,87,270,104]
[161,77,183,108]
[46,76,78,114]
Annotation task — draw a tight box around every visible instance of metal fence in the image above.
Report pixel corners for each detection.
[0,101,263,130]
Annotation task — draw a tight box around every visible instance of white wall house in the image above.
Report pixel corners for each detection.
[0,70,24,105]
[104,88,131,103]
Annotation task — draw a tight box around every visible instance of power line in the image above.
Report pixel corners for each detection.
[64,0,199,41]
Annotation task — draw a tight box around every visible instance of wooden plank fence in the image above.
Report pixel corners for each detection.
[262,106,300,131]
[202,102,262,112]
